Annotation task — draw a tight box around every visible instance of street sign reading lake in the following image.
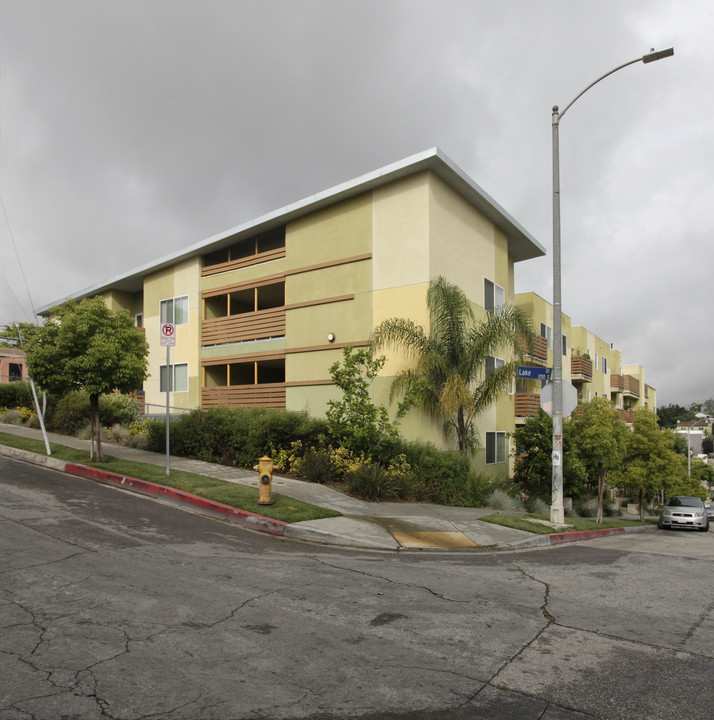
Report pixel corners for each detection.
[517,366,552,381]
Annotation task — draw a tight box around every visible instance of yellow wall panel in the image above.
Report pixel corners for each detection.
[372,173,430,291]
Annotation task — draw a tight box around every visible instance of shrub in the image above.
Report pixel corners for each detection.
[47,391,140,436]
[397,439,471,505]
[109,423,130,445]
[385,454,421,500]
[347,462,396,501]
[147,407,330,470]
[574,500,594,518]
[487,489,524,513]
[297,448,337,484]
[463,472,507,507]
[0,382,35,412]
[0,408,23,425]
[46,391,90,435]
[527,497,551,516]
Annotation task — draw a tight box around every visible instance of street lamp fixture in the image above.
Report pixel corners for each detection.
[550,47,674,525]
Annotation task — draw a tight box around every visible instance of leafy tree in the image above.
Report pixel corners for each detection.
[24,298,148,462]
[569,397,627,523]
[701,397,714,417]
[326,345,399,459]
[689,457,713,488]
[512,409,587,503]
[0,321,41,347]
[672,432,689,457]
[613,409,681,521]
[372,276,534,456]
[656,403,691,428]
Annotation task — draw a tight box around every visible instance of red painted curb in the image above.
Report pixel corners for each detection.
[548,526,626,545]
[64,462,288,536]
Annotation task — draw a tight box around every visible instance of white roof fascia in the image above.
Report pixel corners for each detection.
[36,148,545,315]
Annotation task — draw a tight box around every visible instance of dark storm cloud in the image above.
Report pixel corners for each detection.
[0,0,710,405]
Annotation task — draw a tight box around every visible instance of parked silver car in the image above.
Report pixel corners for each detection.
[658,496,709,532]
[705,500,714,521]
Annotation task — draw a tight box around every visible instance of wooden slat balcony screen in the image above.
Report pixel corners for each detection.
[622,375,640,396]
[202,384,286,409]
[514,392,541,418]
[202,307,286,346]
[610,374,624,391]
[619,410,635,423]
[571,356,592,379]
[202,247,286,277]
[518,335,548,362]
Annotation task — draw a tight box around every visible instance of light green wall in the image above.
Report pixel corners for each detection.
[287,193,372,268]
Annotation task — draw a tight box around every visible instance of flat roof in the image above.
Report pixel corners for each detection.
[37,148,546,314]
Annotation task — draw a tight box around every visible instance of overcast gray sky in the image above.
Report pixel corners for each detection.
[0,1,710,407]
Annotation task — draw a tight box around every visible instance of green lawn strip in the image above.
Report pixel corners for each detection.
[0,432,340,524]
[480,511,657,535]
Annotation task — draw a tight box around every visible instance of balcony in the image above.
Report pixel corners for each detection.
[571,356,592,382]
[619,409,635,423]
[202,383,286,409]
[611,374,640,398]
[202,307,286,347]
[514,392,541,419]
[519,335,548,363]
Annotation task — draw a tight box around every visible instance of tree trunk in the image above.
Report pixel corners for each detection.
[639,487,645,523]
[457,406,467,455]
[89,404,96,462]
[90,394,104,463]
[596,466,606,524]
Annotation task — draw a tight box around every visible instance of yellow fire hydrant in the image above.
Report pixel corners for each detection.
[254,455,276,505]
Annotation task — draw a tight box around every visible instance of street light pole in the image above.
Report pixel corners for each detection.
[550,47,674,525]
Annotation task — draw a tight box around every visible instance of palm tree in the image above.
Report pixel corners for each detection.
[372,276,534,455]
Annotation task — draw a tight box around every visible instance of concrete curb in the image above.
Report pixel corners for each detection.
[1,444,288,537]
[496,522,658,550]
[2,441,660,551]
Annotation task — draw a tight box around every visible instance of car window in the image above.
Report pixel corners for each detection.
[666,497,702,507]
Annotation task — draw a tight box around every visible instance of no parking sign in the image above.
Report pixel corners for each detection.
[160,323,176,346]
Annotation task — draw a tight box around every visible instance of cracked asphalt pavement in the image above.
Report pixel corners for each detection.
[2,455,713,719]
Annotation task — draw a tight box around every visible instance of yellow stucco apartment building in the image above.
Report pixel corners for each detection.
[38,149,655,474]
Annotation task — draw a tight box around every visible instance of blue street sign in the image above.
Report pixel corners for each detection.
[517,366,552,381]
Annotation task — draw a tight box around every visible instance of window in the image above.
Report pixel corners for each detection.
[602,357,607,374]
[135,313,143,328]
[159,363,188,393]
[8,363,23,382]
[485,356,505,377]
[540,323,552,350]
[485,356,511,392]
[484,279,505,315]
[486,431,508,464]
[562,335,567,357]
[594,353,599,370]
[160,296,189,325]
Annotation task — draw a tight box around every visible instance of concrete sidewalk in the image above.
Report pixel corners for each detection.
[0,423,657,551]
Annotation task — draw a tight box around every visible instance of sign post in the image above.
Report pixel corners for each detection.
[160,323,176,475]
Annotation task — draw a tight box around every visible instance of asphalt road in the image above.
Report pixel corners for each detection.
[2,455,713,720]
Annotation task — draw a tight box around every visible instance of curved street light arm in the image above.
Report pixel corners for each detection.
[555,48,674,122]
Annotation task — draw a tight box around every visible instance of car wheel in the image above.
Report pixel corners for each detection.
[701,522,710,533]
[658,523,667,530]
